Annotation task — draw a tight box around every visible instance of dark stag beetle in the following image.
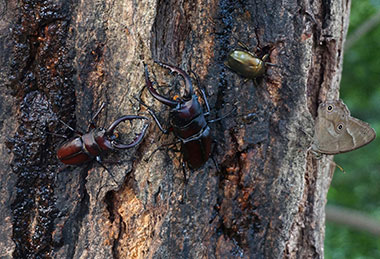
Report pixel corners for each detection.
[57,103,149,166]
[142,61,216,170]
[224,42,276,84]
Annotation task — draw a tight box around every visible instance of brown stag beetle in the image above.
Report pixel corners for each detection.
[139,61,229,172]
[57,103,149,168]
[225,42,276,85]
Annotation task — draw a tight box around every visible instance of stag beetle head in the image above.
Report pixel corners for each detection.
[145,62,194,108]
[95,115,149,151]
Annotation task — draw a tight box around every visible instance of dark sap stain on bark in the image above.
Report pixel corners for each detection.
[207,0,309,256]
[7,0,76,257]
[210,0,271,254]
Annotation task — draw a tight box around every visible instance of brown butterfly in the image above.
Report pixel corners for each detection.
[312,99,376,154]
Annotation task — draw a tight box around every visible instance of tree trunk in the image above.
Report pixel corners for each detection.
[0,0,350,258]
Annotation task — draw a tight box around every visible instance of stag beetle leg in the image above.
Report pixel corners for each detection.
[134,97,171,134]
[207,106,237,124]
[199,88,211,116]
[106,115,149,149]
[189,70,211,116]
[146,109,170,134]
[144,140,181,163]
[188,69,234,122]
[95,156,118,185]
[88,102,106,130]
[154,61,194,98]
[59,119,83,135]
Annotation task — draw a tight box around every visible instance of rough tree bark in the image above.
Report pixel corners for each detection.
[0,0,350,258]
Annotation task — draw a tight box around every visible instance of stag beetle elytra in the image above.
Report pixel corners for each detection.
[57,103,149,166]
[141,62,216,170]
[225,43,276,83]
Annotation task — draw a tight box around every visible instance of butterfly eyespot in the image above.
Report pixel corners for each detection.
[327,105,334,112]
[337,124,344,131]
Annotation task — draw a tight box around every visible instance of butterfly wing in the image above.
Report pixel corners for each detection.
[313,107,376,154]
[341,117,376,152]
[312,113,348,154]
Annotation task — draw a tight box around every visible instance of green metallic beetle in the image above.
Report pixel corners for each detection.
[224,44,275,81]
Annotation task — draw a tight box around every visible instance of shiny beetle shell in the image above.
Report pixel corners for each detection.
[57,114,149,166]
[144,62,212,169]
[57,136,92,165]
[225,50,268,79]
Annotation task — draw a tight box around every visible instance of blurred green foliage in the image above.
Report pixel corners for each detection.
[325,0,380,258]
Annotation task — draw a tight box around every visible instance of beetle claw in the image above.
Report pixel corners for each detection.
[107,116,149,150]
[155,61,194,99]
[145,64,178,107]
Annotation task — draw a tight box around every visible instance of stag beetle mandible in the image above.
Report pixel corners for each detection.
[57,103,149,165]
[142,62,214,170]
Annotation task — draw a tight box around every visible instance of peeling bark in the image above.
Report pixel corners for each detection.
[0,0,350,258]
